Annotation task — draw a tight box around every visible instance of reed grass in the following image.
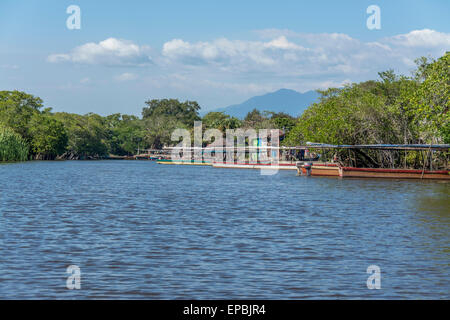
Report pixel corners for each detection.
[0,126,29,162]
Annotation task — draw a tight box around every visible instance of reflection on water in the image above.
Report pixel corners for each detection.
[0,161,449,299]
[415,183,450,259]
[416,183,450,219]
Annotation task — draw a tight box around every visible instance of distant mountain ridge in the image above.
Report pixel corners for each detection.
[211,88,319,119]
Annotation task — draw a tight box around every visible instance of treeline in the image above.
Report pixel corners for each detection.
[0,52,448,165]
[0,91,294,161]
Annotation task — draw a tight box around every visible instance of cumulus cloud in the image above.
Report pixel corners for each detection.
[162,38,275,67]
[264,36,304,50]
[385,29,450,47]
[46,30,449,103]
[47,30,448,77]
[161,29,449,78]
[160,34,362,77]
[161,36,305,68]
[48,38,152,66]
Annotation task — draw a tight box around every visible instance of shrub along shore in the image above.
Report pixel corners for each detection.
[0,127,28,162]
[0,53,448,168]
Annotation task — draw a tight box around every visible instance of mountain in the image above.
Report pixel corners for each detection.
[211,88,320,119]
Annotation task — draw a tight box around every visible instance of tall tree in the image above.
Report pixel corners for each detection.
[0,90,43,141]
[28,113,68,160]
[54,112,109,159]
[142,99,200,126]
[408,52,449,143]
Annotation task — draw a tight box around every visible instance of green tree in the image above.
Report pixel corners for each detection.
[220,117,242,130]
[0,90,43,141]
[141,99,202,148]
[54,112,108,159]
[202,111,242,131]
[105,113,145,155]
[143,115,186,149]
[243,109,266,128]
[28,113,68,159]
[268,112,297,133]
[202,112,230,128]
[408,52,449,143]
[142,99,201,126]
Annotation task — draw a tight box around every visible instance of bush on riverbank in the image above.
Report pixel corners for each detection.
[0,90,67,160]
[0,126,29,162]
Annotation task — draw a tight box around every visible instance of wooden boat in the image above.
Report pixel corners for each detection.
[157,159,212,166]
[213,161,297,170]
[338,167,450,180]
[296,162,339,176]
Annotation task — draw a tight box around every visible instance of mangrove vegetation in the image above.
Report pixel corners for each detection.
[0,52,448,166]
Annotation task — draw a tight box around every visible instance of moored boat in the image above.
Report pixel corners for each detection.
[157,159,212,166]
[213,161,297,170]
[296,162,339,176]
[338,167,450,179]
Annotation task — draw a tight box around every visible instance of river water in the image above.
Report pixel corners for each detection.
[0,160,449,299]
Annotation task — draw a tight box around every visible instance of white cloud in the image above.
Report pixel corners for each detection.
[386,29,450,47]
[161,33,357,75]
[48,38,152,66]
[114,72,138,81]
[161,29,449,78]
[48,30,448,78]
[162,37,295,68]
[45,30,449,107]
[264,36,303,50]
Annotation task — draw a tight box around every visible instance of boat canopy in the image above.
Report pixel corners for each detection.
[304,143,450,150]
[164,144,450,151]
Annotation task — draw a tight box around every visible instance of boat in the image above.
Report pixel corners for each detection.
[213,161,297,170]
[157,159,212,166]
[338,167,450,180]
[296,162,339,176]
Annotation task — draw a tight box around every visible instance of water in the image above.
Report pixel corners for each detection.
[0,160,449,299]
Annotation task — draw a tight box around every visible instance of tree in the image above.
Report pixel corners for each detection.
[408,52,449,143]
[0,90,70,160]
[53,112,108,159]
[220,117,242,130]
[269,112,297,133]
[0,90,43,141]
[243,109,266,128]
[142,99,201,126]
[105,113,145,155]
[202,112,230,128]
[141,99,202,148]
[202,111,242,131]
[143,115,186,149]
[28,113,68,159]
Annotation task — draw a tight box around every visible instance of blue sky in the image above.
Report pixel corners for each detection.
[0,0,449,115]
